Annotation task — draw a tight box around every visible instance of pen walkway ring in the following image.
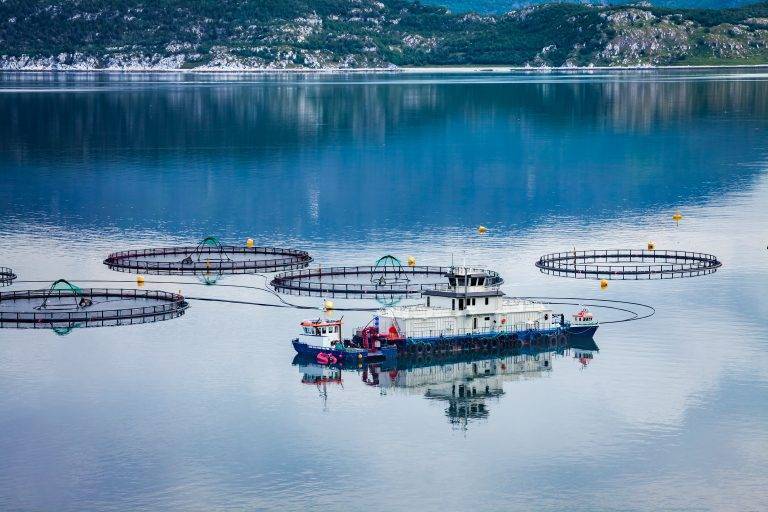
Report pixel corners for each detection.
[535,249,722,280]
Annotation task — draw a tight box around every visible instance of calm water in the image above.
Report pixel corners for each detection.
[1,70,767,512]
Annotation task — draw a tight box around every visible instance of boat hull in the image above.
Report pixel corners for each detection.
[566,325,598,338]
[292,339,366,361]
[396,325,597,355]
[292,340,397,362]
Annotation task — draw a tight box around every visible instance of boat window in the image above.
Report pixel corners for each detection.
[470,277,477,286]
[426,297,430,307]
[485,297,489,305]
[458,298,464,310]
[449,277,456,287]
[451,299,455,310]
[478,278,485,286]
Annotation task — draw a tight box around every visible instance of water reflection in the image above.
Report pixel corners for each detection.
[294,337,599,430]
[1,72,768,511]
[1,72,766,240]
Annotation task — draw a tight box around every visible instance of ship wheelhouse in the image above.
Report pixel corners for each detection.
[572,308,597,326]
[298,319,343,348]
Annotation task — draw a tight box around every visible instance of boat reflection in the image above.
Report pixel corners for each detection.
[293,337,599,428]
[296,361,343,411]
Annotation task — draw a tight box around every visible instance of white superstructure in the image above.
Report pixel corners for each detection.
[297,319,342,348]
[376,268,561,339]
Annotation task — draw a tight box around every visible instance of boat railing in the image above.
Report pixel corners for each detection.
[404,322,554,340]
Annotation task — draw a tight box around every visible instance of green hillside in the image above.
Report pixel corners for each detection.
[2,0,768,69]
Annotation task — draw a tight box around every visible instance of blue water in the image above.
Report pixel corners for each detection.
[1,70,767,511]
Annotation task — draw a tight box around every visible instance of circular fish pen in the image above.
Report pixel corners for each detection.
[0,279,189,331]
[0,267,16,287]
[104,237,312,275]
[535,249,722,280]
[271,265,503,298]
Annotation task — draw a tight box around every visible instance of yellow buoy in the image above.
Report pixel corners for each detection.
[478,225,488,234]
[672,211,683,224]
[136,275,145,286]
[323,299,334,311]
[600,279,609,289]
[407,256,416,267]
[647,241,656,251]
[246,238,254,248]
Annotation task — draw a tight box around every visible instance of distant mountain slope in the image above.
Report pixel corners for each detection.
[431,1,760,15]
[2,0,768,70]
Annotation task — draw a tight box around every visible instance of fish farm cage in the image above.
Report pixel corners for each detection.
[0,279,189,330]
[270,261,503,298]
[0,267,16,287]
[104,237,312,275]
[535,249,722,280]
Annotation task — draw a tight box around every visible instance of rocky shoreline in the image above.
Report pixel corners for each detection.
[2,63,768,73]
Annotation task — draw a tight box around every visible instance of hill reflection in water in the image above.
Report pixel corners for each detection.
[1,71,766,242]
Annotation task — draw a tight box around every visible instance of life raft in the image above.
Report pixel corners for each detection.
[316,352,338,365]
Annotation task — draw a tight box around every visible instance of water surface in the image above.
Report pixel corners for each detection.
[1,70,767,512]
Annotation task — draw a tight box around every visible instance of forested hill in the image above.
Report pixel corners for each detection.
[2,0,768,70]
[431,1,759,16]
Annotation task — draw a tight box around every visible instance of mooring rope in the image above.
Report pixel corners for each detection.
[514,296,656,324]
[12,280,655,320]
[13,278,379,312]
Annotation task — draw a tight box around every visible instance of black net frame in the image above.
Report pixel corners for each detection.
[0,267,16,287]
[535,249,722,280]
[271,265,503,298]
[370,255,410,286]
[104,245,312,275]
[0,287,189,329]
